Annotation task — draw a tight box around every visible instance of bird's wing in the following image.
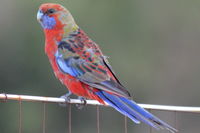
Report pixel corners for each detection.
[55,40,131,98]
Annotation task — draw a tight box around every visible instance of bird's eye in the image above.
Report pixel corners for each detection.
[47,9,56,14]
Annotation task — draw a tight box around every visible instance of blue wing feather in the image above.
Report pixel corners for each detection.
[56,55,77,77]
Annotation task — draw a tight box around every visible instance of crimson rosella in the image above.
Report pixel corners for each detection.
[37,3,177,132]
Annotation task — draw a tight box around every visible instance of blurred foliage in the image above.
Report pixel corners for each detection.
[0,0,200,133]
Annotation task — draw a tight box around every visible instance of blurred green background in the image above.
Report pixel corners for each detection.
[1,0,200,133]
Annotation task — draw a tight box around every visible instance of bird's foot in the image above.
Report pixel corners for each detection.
[76,96,87,110]
[59,91,72,107]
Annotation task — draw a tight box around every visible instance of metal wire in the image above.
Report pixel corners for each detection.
[68,104,72,133]
[174,111,178,130]
[0,93,7,102]
[1,94,200,113]
[96,106,100,133]
[149,109,152,133]
[19,100,22,133]
[124,116,127,133]
[2,93,200,133]
[43,102,46,133]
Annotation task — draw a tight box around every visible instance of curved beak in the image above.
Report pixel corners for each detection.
[37,10,44,22]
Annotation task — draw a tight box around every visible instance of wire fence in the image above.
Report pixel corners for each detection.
[1,93,200,133]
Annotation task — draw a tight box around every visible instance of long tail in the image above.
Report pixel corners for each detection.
[95,91,178,133]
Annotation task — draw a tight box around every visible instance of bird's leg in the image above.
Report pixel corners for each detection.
[59,91,72,107]
[76,96,87,109]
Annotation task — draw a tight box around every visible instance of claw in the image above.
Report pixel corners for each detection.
[59,91,72,107]
[76,96,87,109]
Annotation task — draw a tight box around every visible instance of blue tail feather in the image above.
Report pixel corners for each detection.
[95,91,140,123]
[95,91,177,133]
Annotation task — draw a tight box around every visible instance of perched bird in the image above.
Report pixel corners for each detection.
[37,3,177,132]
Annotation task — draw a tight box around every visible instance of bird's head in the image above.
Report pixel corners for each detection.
[37,3,78,31]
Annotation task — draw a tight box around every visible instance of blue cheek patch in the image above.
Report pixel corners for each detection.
[41,15,56,29]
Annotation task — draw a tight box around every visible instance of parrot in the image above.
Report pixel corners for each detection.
[37,3,177,132]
